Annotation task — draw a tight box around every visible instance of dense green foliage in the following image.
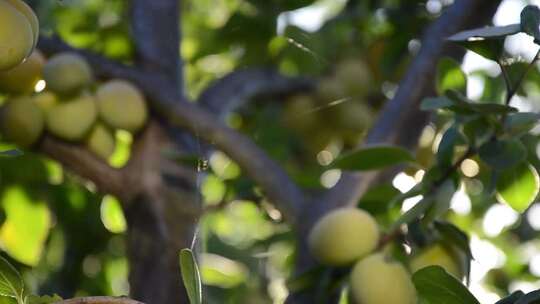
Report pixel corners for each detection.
[1,1,540,304]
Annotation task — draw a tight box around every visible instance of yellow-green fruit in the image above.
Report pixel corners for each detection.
[96,80,148,132]
[410,244,462,279]
[86,123,115,160]
[350,253,417,304]
[43,53,94,95]
[32,91,58,112]
[0,49,44,94]
[283,95,318,133]
[5,0,39,49]
[317,77,345,103]
[308,208,379,266]
[335,59,371,96]
[0,0,34,70]
[46,94,97,141]
[1,96,44,147]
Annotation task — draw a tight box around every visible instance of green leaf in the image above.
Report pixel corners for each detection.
[436,126,463,167]
[478,139,527,170]
[179,249,202,304]
[521,5,540,43]
[504,112,540,137]
[495,290,525,304]
[448,24,521,41]
[434,221,472,259]
[331,146,414,171]
[458,39,506,62]
[436,58,467,95]
[413,266,480,304]
[357,184,401,214]
[516,290,540,304]
[496,162,539,213]
[445,91,517,115]
[420,97,454,111]
[0,187,51,266]
[0,255,24,303]
[391,196,434,230]
[286,266,327,292]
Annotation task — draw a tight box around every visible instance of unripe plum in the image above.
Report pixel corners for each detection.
[96,80,148,132]
[350,253,417,304]
[308,208,379,266]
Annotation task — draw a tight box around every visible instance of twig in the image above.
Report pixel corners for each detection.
[54,296,144,304]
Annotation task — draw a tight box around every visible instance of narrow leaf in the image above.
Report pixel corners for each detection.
[448,24,521,41]
[332,146,414,171]
[413,266,480,304]
[179,249,202,304]
[496,162,540,212]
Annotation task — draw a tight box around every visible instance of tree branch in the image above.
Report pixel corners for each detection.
[154,98,306,225]
[129,0,182,90]
[37,37,308,226]
[198,68,313,117]
[55,296,144,304]
[322,0,503,211]
[39,136,128,202]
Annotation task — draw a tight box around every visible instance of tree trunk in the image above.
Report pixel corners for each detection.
[125,188,200,304]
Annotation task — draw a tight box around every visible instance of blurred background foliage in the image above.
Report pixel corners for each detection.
[0,0,540,303]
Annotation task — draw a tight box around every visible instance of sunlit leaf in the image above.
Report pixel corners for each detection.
[0,187,51,266]
[496,162,539,212]
[436,58,467,95]
[413,266,480,304]
[100,195,127,234]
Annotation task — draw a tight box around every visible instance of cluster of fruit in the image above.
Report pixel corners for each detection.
[0,51,148,160]
[308,208,465,304]
[283,59,375,152]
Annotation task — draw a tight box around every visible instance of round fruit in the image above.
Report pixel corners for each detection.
[5,0,39,49]
[1,96,44,147]
[308,208,379,266]
[96,80,148,132]
[32,91,58,112]
[46,94,97,141]
[410,244,463,279]
[335,59,371,96]
[86,123,115,160]
[43,53,94,95]
[317,77,345,103]
[0,49,44,94]
[0,0,34,70]
[350,253,417,304]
